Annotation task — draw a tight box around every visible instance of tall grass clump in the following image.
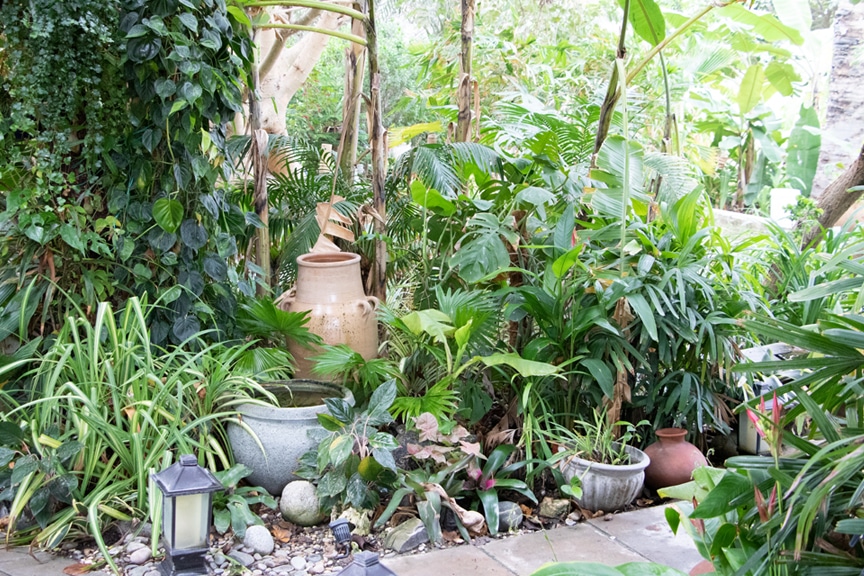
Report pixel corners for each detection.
[0,298,288,572]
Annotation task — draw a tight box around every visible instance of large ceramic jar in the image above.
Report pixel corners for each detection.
[279,252,379,379]
[643,428,708,490]
[226,380,353,495]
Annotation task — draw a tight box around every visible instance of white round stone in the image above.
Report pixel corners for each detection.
[243,524,275,555]
[279,481,325,526]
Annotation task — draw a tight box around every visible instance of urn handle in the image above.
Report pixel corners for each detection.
[356,296,380,316]
[275,288,297,310]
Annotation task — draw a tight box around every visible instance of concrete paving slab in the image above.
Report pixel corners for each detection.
[482,524,648,576]
[0,547,78,576]
[587,504,704,573]
[381,544,515,576]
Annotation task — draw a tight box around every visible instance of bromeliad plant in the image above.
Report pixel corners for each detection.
[663,307,864,575]
[462,443,540,536]
[375,412,541,540]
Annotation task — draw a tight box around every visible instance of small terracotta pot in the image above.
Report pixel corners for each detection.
[643,428,708,490]
[279,252,379,379]
[689,559,715,575]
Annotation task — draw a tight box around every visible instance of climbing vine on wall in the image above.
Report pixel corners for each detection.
[0,0,254,344]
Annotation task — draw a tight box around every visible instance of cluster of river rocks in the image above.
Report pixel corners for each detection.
[56,479,576,575]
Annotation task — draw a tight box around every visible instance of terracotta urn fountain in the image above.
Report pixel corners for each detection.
[278,252,379,379]
[643,428,708,490]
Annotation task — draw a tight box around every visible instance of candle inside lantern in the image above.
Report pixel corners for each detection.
[173,494,207,549]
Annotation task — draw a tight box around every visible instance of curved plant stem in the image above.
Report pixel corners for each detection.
[254,23,367,45]
[246,0,367,21]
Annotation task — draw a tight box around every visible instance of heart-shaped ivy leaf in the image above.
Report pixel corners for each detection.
[153,198,183,233]
[180,219,208,250]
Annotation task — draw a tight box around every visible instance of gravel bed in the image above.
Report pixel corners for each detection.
[50,503,542,576]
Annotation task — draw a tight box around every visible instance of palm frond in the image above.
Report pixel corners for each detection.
[435,287,500,354]
[236,298,318,347]
[644,152,699,204]
[402,145,460,195]
[232,347,295,380]
[449,142,503,177]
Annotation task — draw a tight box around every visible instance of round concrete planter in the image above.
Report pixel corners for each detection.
[559,443,650,512]
[227,380,352,496]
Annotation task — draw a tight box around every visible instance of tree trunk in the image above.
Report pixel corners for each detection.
[234,8,343,139]
[338,1,367,180]
[367,0,386,304]
[258,8,322,81]
[812,0,864,197]
[249,30,271,295]
[800,143,864,248]
[456,0,474,143]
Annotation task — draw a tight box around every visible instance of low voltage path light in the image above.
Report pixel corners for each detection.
[335,552,398,576]
[329,518,354,559]
[151,454,224,576]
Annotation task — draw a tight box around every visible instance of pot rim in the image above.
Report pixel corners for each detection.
[236,379,353,419]
[562,442,651,473]
[655,427,688,440]
[296,252,361,268]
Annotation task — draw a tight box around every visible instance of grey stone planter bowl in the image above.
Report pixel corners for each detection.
[559,443,650,512]
[226,380,352,496]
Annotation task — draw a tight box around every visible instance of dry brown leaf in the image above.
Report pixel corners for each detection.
[63,563,96,575]
[421,482,486,535]
[271,524,292,543]
[441,530,463,543]
[314,197,355,244]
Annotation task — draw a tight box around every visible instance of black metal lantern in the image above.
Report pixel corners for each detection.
[151,454,223,576]
[335,552,398,576]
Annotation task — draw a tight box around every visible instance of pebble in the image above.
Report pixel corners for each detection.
[229,550,255,567]
[128,547,152,565]
[127,566,150,576]
[53,502,529,576]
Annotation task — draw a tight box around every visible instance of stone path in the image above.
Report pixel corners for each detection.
[0,505,704,576]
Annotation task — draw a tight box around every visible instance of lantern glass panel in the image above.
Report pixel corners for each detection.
[173,493,209,550]
[162,493,174,547]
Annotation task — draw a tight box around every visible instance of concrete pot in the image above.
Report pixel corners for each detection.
[559,443,650,512]
[226,380,352,495]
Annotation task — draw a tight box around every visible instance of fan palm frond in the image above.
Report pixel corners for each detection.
[644,152,699,204]
[232,347,295,380]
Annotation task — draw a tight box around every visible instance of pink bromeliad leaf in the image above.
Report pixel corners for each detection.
[480,478,496,491]
[746,408,766,439]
